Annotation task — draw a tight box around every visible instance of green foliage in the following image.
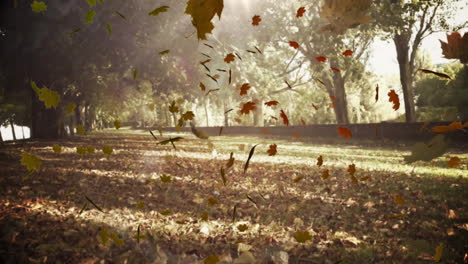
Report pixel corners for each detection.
[85,10,96,24]
[31,1,47,13]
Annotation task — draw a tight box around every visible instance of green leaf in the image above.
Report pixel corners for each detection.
[86,0,96,7]
[66,103,76,115]
[99,227,109,245]
[85,10,96,24]
[31,1,47,13]
[149,6,169,16]
[20,152,41,172]
[404,135,448,163]
[106,23,112,35]
[102,145,113,155]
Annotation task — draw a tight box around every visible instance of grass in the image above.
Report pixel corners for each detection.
[0,128,466,263]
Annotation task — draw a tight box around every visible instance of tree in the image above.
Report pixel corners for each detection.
[374,0,467,122]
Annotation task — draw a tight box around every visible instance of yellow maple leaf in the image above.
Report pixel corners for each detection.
[185,0,224,40]
[102,145,113,155]
[31,81,60,109]
[20,152,42,172]
[237,224,248,232]
[207,197,219,206]
[293,230,312,243]
[114,120,121,129]
[87,146,95,154]
[76,125,85,135]
[100,227,109,246]
[52,144,62,153]
[66,103,76,115]
[434,243,443,262]
[160,174,171,183]
[77,146,87,155]
[136,201,145,210]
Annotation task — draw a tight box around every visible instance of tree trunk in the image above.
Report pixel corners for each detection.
[332,72,350,124]
[9,118,17,140]
[394,34,417,122]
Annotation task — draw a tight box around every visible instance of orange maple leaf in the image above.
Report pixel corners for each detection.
[296,7,306,18]
[439,32,468,63]
[289,41,299,49]
[317,155,323,167]
[331,66,341,72]
[431,121,468,134]
[316,56,326,63]
[280,109,289,126]
[388,89,400,111]
[447,157,460,168]
[337,127,352,139]
[239,83,251,96]
[265,101,279,106]
[252,15,261,26]
[240,101,256,114]
[224,53,235,63]
[342,50,353,56]
[267,144,277,156]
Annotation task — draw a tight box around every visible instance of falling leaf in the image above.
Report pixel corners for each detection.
[347,163,356,176]
[220,167,227,185]
[296,7,306,18]
[244,144,258,174]
[168,100,179,113]
[293,230,312,243]
[136,201,144,210]
[404,135,448,163]
[239,83,251,96]
[65,103,76,115]
[301,119,306,126]
[267,144,277,156]
[252,15,261,26]
[229,69,232,84]
[109,232,124,246]
[317,156,323,167]
[342,50,353,56]
[76,125,85,135]
[337,127,352,139]
[434,243,443,262]
[418,69,451,79]
[102,145,113,155]
[431,121,468,134]
[100,228,109,245]
[319,0,372,33]
[85,195,103,212]
[76,146,87,155]
[159,50,170,55]
[312,104,319,110]
[207,197,219,206]
[226,152,235,169]
[87,146,95,154]
[133,69,138,80]
[158,137,183,150]
[52,144,62,154]
[419,121,430,132]
[440,32,468,63]
[200,82,206,92]
[331,66,341,72]
[224,53,235,63]
[204,255,220,264]
[84,10,96,24]
[30,81,60,109]
[447,157,460,168]
[106,23,112,35]
[86,0,96,7]
[350,175,358,184]
[31,1,47,13]
[149,6,169,16]
[160,209,171,215]
[265,101,279,106]
[21,152,41,172]
[321,169,329,180]
[114,11,126,19]
[375,84,379,102]
[160,174,171,183]
[185,0,224,40]
[69,28,82,37]
[240,101,257,115]
[280,109,289,126]
[289,41,299,49]
[387,90,400,111]
[114,120,121,129]
[182,111,195,121]
[237,224,248,232]
[270,116,278,121]
[316,56,327,63]
[293,175,305,183]
[394,194,405,206]
[148,103,155,111]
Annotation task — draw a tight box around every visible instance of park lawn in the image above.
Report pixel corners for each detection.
[0,128,466,263]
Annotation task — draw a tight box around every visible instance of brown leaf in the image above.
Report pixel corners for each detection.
[267,144,277,156]
[265,101,279,106]
[388,89,400,111]
[337,127,352,139]
[240,102,257,115]
[447,157,460,168]
[296,7,306,18]
[224,53,235,63]
[252,15,261,26]
[317,155,323,167]
[289,41,299,49]
[418,69,451,79]
[280,109,289,126]
[239,83,251,96]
